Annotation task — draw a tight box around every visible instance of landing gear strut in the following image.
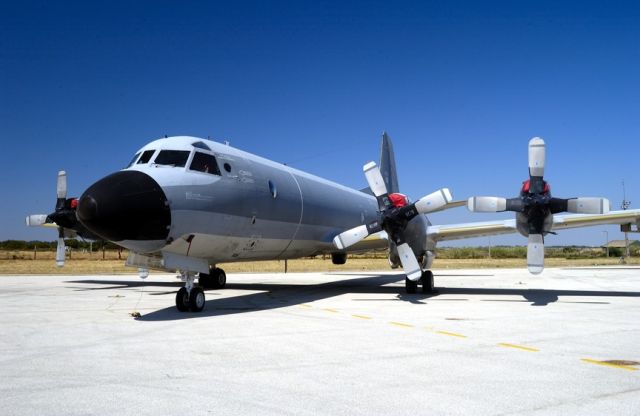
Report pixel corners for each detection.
[405,270,435,294]
[175,271,206,312]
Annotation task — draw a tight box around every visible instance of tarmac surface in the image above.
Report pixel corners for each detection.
[1,267,639,415]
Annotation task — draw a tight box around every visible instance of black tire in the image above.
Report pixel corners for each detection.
[176,287,189,312]
[405,277,418,294]
[189,286,206,312]
[421,270,434,293]
[210,268,227,289]
[199,273,211,288]
[331,253,347,265]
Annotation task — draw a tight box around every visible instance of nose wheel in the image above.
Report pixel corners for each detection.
[175,271,206,312]
[405,270,435,294]
[421,270,434,293]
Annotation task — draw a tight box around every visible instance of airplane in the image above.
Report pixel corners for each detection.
[26,133,640,312]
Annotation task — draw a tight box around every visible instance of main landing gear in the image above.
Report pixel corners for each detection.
[198,267,227,289]
[175,268,227,312]
[405,270,434,294]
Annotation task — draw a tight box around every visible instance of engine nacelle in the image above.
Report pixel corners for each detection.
[516,212,553,237]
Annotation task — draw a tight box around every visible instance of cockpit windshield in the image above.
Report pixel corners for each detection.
[154,150,190,167]
[127,152,141,167]
[189,151,221,175]
[137,150,155,164]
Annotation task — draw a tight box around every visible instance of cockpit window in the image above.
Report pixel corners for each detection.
[154,150,190,167]
[189,152,221,175]
[137,150,155,164]
[192,141,211,151]
[127,152,141,167]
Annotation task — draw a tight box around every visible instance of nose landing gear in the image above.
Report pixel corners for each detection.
[175,268,227,312]
[405,270,435,294]
[175,271,206,312]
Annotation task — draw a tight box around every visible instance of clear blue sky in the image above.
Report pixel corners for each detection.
[2,0,639,246]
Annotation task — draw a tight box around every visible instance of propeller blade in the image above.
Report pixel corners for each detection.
[528,137,546,194]
[333,221,383,250]
[566,198,610,214]
[528,137,545,178]
[57,170,67,200]
[467,196,507,212]
[396,243,422,281]
[414,188,453,214]
[333,224,370,250]
[26,214,48,226]
[363,162,388,197]
[56,232,66,267]
[527,234,544,274]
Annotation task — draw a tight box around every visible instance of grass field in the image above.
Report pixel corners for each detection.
[1,250,637,275]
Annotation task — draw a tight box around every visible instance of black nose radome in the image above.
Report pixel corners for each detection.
[77,171,170,242]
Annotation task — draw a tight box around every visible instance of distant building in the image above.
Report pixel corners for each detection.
[601,240,640,249]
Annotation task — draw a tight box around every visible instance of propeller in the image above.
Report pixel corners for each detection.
[26,171,78,267]
[334,162,452,281]
[467,137,610,274]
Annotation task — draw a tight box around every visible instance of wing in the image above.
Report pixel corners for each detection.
[552,209,640,231]
[429,219,518,242]
[429,209,640,242]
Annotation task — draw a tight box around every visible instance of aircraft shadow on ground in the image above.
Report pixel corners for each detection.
[66,272,640,321]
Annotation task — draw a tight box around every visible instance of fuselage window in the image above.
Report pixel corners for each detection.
[127,152,141,167]
[154,150,190,167]
[137,150,155,164]
[189,152,221,175]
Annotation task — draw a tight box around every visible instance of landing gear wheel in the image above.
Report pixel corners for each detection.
[199,273,211,288]
[199,268,227,289]
[405,277,418,294]
[421,270,434,293]
[189,286,205,312]
[176,287,189,312]
[210,268,226,289]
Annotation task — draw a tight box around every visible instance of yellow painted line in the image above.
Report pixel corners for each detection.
[352,314,372,320]
[323,308,339,313]
[581,359,638,372]
[498,343,539,352]
[299,304,313,308]
[435,330,467,338]
[389,321,414,328]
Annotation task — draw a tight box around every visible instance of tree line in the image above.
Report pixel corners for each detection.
[0,240,121,251]
[1,240,634,259]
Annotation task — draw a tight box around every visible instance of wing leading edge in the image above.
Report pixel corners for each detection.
[429,209,640,242]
